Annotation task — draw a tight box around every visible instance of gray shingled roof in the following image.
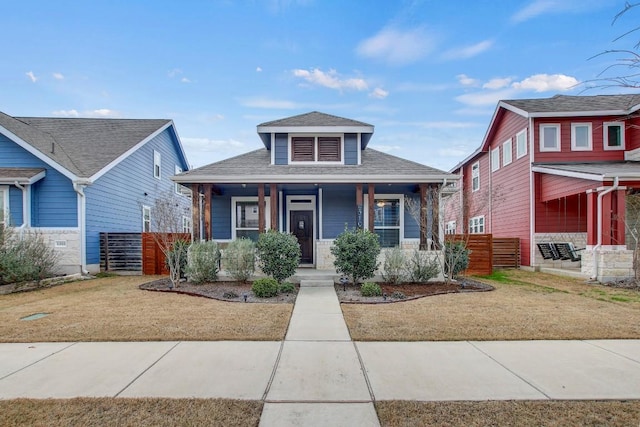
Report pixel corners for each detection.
[0,167,46,184]
[533,162,640,180]
[175,148,457,184]
[0,112,171,178]
[258,111,373,128]
[503,94,640,114]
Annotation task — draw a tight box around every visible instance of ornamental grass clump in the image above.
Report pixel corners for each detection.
[406,250,440,283]
[224,238,255,282]
[256,230,301,283]
[331,228,381,284]
[186,240,221,284]
[382,246,407,284]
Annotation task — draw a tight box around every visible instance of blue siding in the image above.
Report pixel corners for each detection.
[8,187,23,225]
[274,133,288,165]
[322,185,356,238]
[212,195,232,239]
[85,128,189,264]
[344,134,358,165]
[0,133,77,228]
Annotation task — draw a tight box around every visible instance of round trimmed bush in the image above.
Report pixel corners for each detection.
[252,278,279,298]
[361,282,382,297]
[279,282,296,294]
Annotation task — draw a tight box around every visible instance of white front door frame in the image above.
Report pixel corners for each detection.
[286,195,317,265]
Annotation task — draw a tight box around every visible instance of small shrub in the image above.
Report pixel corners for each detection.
[382,246,407,284]
[186,240,221,284]
[444,241,470,280]
[361,282,382,297]
[252,278,279,298]
[331,228,381,284]
[406,250,440,283]
[279,282,296,294]
[224,238,255,282]
[223,291,238,299]
[391,291,406,300]
[256,230,301,283]
[0,226,60,285]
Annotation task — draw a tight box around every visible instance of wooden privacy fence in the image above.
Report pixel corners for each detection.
[445,234,520,276]
[100,232,191,275]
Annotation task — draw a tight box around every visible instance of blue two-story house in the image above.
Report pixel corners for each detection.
[174,112,458,269]
[0,112,190,274]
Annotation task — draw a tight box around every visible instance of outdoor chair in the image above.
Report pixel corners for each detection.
[537,243,561,260]
[554,242,583,262]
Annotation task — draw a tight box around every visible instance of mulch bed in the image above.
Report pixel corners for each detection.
[140,277,493,304]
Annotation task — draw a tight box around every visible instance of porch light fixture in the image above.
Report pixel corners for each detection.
[376,200,386,207]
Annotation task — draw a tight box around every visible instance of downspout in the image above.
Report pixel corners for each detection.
[439,178,448,247]
[591,176,620,281]
[73,182,89,275]
[13,181,27,229]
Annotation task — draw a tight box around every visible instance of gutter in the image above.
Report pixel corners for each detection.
[591,176,620,281]
[73,181,91,275]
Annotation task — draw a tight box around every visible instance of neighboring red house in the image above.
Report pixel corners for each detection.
[448,94,640,282]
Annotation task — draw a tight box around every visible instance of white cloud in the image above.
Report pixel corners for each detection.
[511,0,558,23]
[240,97,300,109]
[442,39,493,60]
[511,73,579,92]
[356,26,436,66]
[25,71,37,83]
[292,68,368,91]
[483,77,513,90]
[369,87,389,99]
[52,72,64,80]
[52,108,119,118]
[457,74,479,86]
[181,77,191,83]
[256,66,263,72]
[181,137,252,168]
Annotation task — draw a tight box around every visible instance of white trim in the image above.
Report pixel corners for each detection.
[516,129,527,159]
[90,121,175,182]
[491,146,500,172]
[471,161,480,192]
[531,165,603,181]
[357,133,362,165]
[231,196,271,240]
[0,186,8,226]
[539,124,561,152]
[153,150,161,180]
[468,215,485,234]
[603,121,625,150]
[270,133,275,165]
[142,205,151,232]
[174,165,183,194]
[0,170,46,185]
[288,134,344,165]
[174,174,458,184]
[571,122,592,151]
[363,193,405,246]
[502,139,512,166]
[258,125,373,134]
[318,187,323,240]
[285,195,316,265]
[529,117,535,266]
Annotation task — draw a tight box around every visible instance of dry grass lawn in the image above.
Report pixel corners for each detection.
[0,276,292,342]
[343,269,640,341]
[0,398,262,427]
[376,400,640,427]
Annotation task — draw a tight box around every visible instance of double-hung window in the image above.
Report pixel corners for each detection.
[182,216,192,233]
[571,123,592,151]
[469,216,485,234]
[445,220,456,235]
[153,150,161,179]
[540,124,561,152]
[232,197,270,241]
[373,196,402,248]
[471,162,480,192]
[603,122,625,150]
[491,147,500,172]
[516,129,527,159]
[503,139,512,166]
[142,205,151,232]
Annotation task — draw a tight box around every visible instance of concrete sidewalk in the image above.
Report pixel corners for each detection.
[1,283,640,426]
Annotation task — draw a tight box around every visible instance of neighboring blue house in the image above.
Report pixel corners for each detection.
[174,112,458,269]
[0,112,190,274]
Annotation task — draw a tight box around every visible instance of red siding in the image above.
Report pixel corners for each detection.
[539,174,597,202]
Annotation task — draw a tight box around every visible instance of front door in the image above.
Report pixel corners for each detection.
[291,210,313,264]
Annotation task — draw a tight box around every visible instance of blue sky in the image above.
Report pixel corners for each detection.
[1,0,635,171]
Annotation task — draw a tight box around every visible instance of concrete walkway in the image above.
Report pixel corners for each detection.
[1,282,640,426]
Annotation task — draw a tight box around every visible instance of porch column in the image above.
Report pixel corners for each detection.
[258,184,265,234]
[203,183,212,240]
[419,184,428,250]
[190,184,201,242]
[431,184,440,249]
[613,189,626,246]
[270,184,278,230]
[602,189,627,246]
[368,183,375,233]
[586,189,598,246]
[356,183,363,229]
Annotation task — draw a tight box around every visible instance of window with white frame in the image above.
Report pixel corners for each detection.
[182,215,192,233]
[469,215,485,234]
[373,196,402,247]
[445,220,456,235]
[232,197,270,242]
[603,122,625,150]
[471,162,480,192]
[516,129,527,159]
[491,147,500,172]
[0,186,8,227]
[174,165,188,195]
[540,124,560,152]
[153,150,161,179]
[571,123,592,151]
[142,205,151,232]
[503,139,512,166]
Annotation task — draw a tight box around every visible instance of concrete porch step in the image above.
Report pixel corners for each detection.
[299,279,335,287]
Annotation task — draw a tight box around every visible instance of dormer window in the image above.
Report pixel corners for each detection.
[290,135,342,163]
